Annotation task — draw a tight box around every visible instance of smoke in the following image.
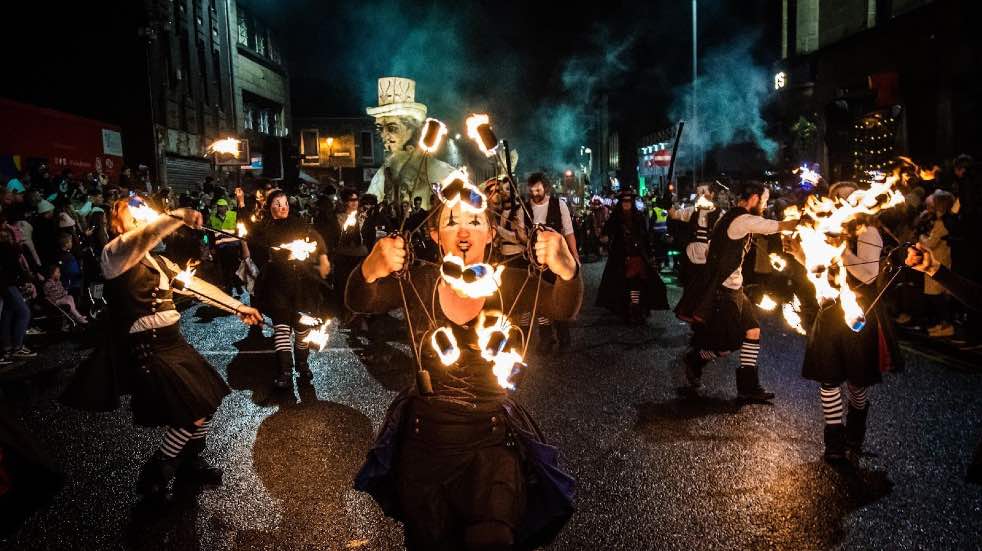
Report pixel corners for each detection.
[668,37,778,163]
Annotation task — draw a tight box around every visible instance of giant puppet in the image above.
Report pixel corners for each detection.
[365,77,456,209]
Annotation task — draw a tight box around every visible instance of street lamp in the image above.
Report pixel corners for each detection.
[325,137,341,183]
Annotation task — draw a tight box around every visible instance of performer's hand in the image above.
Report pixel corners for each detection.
[783,236,806,265]
[535,230,577,281]
[173,208,203,229]
[362,235,405,283]
[905,243,940,276]
[778,219,798,233]
[235,305,263,325]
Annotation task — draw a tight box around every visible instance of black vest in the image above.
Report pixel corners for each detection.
[526,196,564,232]
[105,253,177,331]
[704,207,753,287]
[689,207,721,244]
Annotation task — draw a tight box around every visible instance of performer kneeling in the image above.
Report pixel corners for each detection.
[62,197,262,499]
[675,183,796,401]
[347,200,582,550]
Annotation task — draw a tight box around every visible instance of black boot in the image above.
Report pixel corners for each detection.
[736,366,775,402]
[845,404,869,456]
[295,347,312,380]
[823,424,847,462]
[136,451,179,498]
[555,321,571,348]
[273,350,294,389]
[176,438,223,487]
[683,350,705,391]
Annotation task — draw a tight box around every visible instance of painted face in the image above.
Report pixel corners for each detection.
[375,116,416,153]
[431,203,492,265]
[270,195,290,219]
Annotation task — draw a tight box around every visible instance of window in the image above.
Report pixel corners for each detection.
[255,26,266,57]
[258,110,270,134]
[237,10,249,46]
[180,37,193,97]
[198,41,209,106]
[360,131,374,163]
[243,105,254,131]
[269,34,280,64]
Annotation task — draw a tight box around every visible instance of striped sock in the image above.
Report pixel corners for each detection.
[820,385,844,425]
[517,312,531,327]
[629,290,641,304]
[190,417,212,441]
[295,329,310,350]
[846,383,868,410]
[698,350,718,360]
[160,426,193,458]
[273,324,292,352]
[740,338,760,369]
[537,316,551,326]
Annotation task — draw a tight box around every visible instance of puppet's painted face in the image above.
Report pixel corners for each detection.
[431,203,492,265]
[375,116,417,153]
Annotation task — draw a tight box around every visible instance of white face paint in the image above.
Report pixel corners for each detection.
[431,203,492,265]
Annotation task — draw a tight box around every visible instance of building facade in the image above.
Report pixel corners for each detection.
[773,0,980,183]
[294,116,382,191]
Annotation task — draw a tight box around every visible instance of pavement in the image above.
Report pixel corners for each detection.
[1,262,981,550]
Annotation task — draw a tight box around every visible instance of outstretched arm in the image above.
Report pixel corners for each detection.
[158,255,262,325]
[100,208,200,280]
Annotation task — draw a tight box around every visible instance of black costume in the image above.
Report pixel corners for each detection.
[676,205,722,286]
[595,208,669,322]
[251,216,327,386]
[346,263,583,550]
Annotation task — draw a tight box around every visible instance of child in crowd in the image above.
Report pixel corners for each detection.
[43,265,87,325]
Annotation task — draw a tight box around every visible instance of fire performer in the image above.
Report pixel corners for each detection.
[250,190,330,389]
[669,183,722,286]
[675,183,797,401]
[596,189,669,324]
[60,197,262,499]
[346,197,582,550]
[785,182,900,461]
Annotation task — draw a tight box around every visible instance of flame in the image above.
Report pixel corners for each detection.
[208,137,241,158]
[298,313,323,326]
[174,262,196,290]
[437,169,487,214]
[782,295,807,335]
[250,214,257,223]
[276,238,317,261]
[757,294,778,311]
[475,311,524,390]
[695,195,715,210]
[302,320,331,351]
[418,118,448,154]
[430,326,460,366]
[794,164,822,188]
[129,203,160,223]
[343,210,358,230]
[465,113,498,157]
[440,254,504,298]
[769,253,787,272]
[237,222,248,237]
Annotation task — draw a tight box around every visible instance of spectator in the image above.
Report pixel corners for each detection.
[0,227,36,361]
[31,199,58,266]
[919,190,956,337]
[53,233,83,304]
[42,265,87,325]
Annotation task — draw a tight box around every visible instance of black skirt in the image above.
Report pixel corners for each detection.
[254,263,323,325]
[802,302,883,387]
[691,288,759,353]
[396,397,525,550]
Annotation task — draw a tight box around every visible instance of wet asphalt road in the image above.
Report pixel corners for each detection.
[2,262,981,550]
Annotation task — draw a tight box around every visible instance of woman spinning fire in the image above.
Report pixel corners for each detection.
[346,173,583,550]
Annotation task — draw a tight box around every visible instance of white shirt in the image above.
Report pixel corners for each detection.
[531,196,574,236]
[676,206,717,265]
[722,214,781,290]
[843,226,882,285]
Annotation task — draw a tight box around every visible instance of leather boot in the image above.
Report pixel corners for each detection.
[273,350,294,389]
[136,451,179,498]
[176,438,223,486]
[823,424,847,462]
[736,366,775,402]
[295,347,312,380]
[845,404,869,456]
[683,350,705,391]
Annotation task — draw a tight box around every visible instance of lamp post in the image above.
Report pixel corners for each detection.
[325,136,342,184]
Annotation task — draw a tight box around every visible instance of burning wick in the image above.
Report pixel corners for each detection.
[276,238,317,261]
[418,118,448,154]
[129,203,160,223]
[769,253,787,272]
[437,170,487,214]
[440,254,504,298]
[343,211,358,231]
[465,113,498,157]
[757,294,778,311]
[172,261,197,291]
[782,295,807,335]
[237,222,248,238]
[298,313,323,327]
[302,320,331,351]
[208,137,241,158]
[475,311,525,390]
[430,327,461,366]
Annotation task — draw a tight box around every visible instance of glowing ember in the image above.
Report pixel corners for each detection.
[418,118,448,154]
[303,320,331,351]
[757,294,778,311]
[440,254,504,298]
[343,211,358,230]
[208,137,241,158]
[237,222,248,237]
[465,113,498,157]
[430,326,460,366]
[173,262,196,290]
[276,238,317,261]
[695,195,715,210]
[769,253,787,272]
[782,295,807,335]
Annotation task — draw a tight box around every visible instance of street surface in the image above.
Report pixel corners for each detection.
[2,262,981,550]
